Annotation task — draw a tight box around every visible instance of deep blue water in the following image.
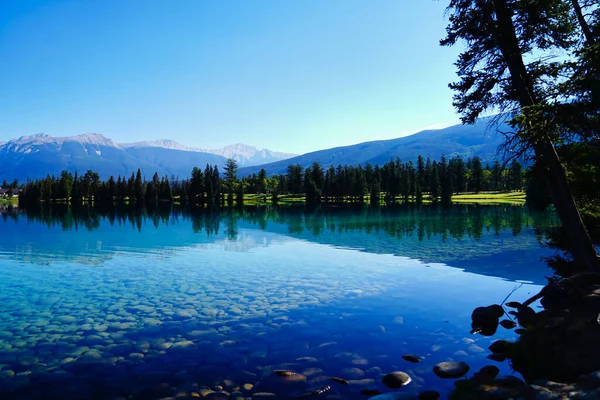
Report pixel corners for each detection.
[0,205,558,399]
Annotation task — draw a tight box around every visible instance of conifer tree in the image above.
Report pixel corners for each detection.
[442,0,599,270]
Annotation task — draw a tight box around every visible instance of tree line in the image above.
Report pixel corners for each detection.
[7,202,551,246]
[17,155,524,207]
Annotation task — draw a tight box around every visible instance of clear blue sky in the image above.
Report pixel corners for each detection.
[0,0,461,154]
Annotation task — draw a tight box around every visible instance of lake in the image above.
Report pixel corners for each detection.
[0,204,558,400]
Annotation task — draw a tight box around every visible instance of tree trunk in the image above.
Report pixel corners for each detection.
[571,0,596,45]
[490,0,600,272]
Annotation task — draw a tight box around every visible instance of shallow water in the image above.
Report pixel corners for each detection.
[0,205,558,399]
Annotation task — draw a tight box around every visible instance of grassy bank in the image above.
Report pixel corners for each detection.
[25,191,527,208]
[243,191,526,206]
[0,197,18,207]
[451,191,526,205]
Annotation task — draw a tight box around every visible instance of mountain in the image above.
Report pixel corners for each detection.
[238,118,510,176]
[0,134,297,182]
[0,133,178,182]
[198,143,297,167]
[121,146,227,180]
[0,119,509,182]
[121,139,200,152]
[122,141,297,167]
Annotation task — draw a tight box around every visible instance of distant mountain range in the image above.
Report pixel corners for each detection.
[0,134,296,182]
[239,117,509,176]
[0,118,511,182]
[121,140,296,166]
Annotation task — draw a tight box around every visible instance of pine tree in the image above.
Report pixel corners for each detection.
[470,157,484,193]
[204,164,214,207]
[370,179,381,205]
[415,182,423,205]
[224,158,239,198]
[430,162,441,203]
[509,160,523,191]
[442,0,599,270]
[236,180,245,206]
[107,176,116,203]
[72,171,81,205]
[134,169,144,204]
[453,156,467,194]
[491,160,503,191]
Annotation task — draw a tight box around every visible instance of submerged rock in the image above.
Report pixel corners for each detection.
[516,306,537,328]
[273,370,296,377]
[296,385,331,398]
[252,393,277,398]
[252,371,307,395]
[204,392,229,400]
[488,304,504,317]
[418,390,440,400]
[346,378,377,391]
[499,319,517,329]
[460,276,600,400]
[471,306,501,336]
[341,367,364,379]
[451,375,533,399]
[486,353,507,362]
[360,389,382,396]
[402,354,422,363]
[330,377,348,386]
[488,340,510,354]
[381,371,412,388]
[433,361,470,379]
[478,365,500,379]
[467,345,484,354]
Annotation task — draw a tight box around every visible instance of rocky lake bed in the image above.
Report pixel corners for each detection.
[0,206,579,399]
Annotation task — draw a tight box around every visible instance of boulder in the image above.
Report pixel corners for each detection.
[488,340,510,354]
[433,361,470,379]
[381,371,412,388]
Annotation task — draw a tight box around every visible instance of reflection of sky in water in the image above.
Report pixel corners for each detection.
[0,206,556,399]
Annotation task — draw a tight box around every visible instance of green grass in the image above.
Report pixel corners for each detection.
[239,193,305,206]
[238,191,526,206]
[451,191,526,204]
[18,191,527,208]
[0,197,18,207]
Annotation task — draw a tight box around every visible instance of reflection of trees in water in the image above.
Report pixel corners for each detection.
[10,204,557,243]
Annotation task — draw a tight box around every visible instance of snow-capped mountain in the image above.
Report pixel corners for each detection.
[120,140,297,167]
[0,133,297,182]
[3,133,121,155]
[120,139,202,153]
[199,143,297,167]
[0,133,169,182]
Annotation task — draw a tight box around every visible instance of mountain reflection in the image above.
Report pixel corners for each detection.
[0,204,558,283]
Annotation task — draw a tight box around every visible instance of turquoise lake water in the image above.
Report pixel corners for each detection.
[0,205,558,399]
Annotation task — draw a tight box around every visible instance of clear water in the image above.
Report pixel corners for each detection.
[0,205,558,399]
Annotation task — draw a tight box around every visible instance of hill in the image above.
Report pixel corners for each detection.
[238,118,509,176]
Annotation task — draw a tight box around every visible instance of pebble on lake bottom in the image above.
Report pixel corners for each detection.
[382,371,412,388]
[433,361,470,379]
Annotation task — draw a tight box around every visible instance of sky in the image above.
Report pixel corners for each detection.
[0,0,463,154]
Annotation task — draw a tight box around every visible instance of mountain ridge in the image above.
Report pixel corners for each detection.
[238,117,510,176]
[0,133,296,182]
[0,118,512,182]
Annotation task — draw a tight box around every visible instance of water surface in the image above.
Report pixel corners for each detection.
[0,205,557,399]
